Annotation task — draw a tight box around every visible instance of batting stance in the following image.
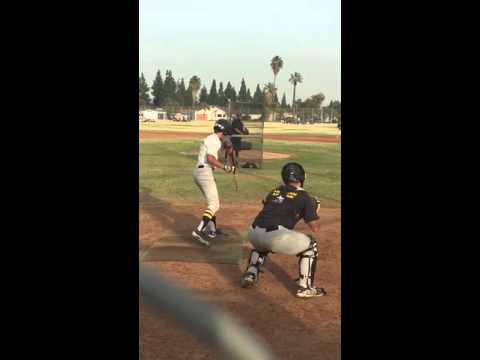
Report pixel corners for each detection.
[241,162,326,298]
[192,119,235,246]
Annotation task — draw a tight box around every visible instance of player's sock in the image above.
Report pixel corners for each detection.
[196,209,214,232]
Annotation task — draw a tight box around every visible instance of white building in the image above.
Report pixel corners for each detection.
[194,106,228,121]
[141,109,167,121]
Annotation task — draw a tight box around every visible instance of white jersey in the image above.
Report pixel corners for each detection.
[196,133,222,168]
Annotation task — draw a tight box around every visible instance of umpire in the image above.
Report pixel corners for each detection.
[230,113,249,161]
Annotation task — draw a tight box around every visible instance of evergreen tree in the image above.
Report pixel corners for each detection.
[238,78,247,102]
[199,86,208,103]
[151,70,164,107]
[246,88,252,103]
[208,79,218,105]
[163,70,177,101]
[217,82,226,106]
[224,81,233,101]
[224,82,237,103]
[281,93,287,108]
[184,83,193,107]
[139,73,151,106]
[253,84,263,105]
[175,78,186,105]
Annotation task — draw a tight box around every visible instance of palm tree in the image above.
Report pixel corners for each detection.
[270,56,283,87]
[270,56,283,121]
[263,83,277,106]
[189,76,201,107]
[311,93,326,122]
[263,83,277,121]
[289,72,303,118]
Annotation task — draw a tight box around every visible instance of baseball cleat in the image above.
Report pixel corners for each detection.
[192,230,210,246]
[240,271,257,288]
[207,230,216,239]
[296,286,327,298]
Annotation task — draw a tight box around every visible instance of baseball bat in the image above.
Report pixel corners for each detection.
[232,149,239,192]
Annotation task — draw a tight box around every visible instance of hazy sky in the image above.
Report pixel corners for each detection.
[140,0,341,104]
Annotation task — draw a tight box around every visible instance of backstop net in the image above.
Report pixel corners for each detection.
[230,117,264,169]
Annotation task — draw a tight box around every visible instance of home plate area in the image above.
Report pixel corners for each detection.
[141,231,248,264]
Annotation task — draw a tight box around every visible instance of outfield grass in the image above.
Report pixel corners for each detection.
[139,120,339,136]
[140,139,340,207]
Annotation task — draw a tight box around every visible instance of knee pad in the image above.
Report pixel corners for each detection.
[296,237,318,288]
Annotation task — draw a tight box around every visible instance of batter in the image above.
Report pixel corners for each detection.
[192,119,235,246]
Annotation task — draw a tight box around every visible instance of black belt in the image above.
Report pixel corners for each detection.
[198,165,205,168]
[253,225,279,232]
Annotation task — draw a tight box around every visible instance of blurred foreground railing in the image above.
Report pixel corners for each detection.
[139,265,274,360]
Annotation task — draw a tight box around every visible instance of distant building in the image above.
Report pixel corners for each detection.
[194,106,228,121]
[141,109,167,121]
[249,114,263,120]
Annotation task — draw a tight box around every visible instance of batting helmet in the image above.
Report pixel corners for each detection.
[213,119,232,135]
[281,162,306,186]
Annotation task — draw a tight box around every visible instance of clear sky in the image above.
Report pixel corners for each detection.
[140,0,341,105]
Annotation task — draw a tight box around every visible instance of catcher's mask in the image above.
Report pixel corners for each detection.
[213,119,232,135]
[281,162,306,186]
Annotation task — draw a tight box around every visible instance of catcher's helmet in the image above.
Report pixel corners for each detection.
[281,162,306,186]
[213,119,232,135]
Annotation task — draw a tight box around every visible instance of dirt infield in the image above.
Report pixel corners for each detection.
[140,202,340,360]
[140,130,339,143]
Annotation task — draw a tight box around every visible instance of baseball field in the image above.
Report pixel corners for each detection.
[139,121,341,359]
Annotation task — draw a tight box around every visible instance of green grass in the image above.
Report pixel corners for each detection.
[140,139,340,207]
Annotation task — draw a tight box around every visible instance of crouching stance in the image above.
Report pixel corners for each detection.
[192,119,235,246]
[241,162,326,298]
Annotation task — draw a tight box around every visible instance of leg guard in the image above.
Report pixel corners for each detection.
[245,249,269,277]
[297,236,318,289]
[241,249,269,288]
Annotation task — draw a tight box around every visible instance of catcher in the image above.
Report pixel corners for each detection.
[240,162,326,298]
[192,119,235,246]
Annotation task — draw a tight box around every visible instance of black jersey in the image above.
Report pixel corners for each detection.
[252,185,319,230]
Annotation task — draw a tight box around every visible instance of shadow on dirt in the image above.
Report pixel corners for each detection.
[139,186,246,286]
[139,187,339,359]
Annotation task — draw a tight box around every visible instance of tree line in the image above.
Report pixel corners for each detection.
[139,71,267,109]
[139,56,340,122]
